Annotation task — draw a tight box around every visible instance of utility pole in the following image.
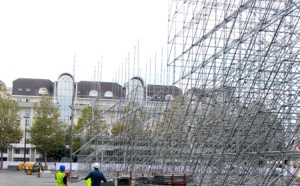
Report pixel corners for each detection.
[23,116,30,163]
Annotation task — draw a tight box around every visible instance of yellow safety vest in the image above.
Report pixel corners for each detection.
[86,177,91,186]
[56,172,66,186]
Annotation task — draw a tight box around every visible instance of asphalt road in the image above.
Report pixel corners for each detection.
[0,169,86,186]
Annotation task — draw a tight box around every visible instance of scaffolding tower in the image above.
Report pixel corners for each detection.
[74,0,300,185]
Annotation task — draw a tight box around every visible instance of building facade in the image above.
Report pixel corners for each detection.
[1,74,181,162]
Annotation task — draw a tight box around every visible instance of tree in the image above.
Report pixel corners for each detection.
[232,100,284,152]
[111,101,146,137]
[157,95,190,147]
[46,146,69,162]
[111,123,127,136]
[28,95,66,167]
[0,85,23,169]
[73,106,106,155]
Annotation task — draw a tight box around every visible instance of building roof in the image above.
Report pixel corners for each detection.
[147,84,182,101]
[12,78,54,96]
[11,78,183,102]
[76,81,124,99]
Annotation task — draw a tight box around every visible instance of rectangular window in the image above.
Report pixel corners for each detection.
[17,88,23,92]
[15,149,20,154]
[26,88,31,92]
[26,99,30,103]
[25,149,29,154]
[25,109,30,116]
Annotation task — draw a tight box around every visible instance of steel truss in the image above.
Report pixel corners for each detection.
[75,0,300,185]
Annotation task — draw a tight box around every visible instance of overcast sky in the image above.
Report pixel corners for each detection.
[0,0,169,87]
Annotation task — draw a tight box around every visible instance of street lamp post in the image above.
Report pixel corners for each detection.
[23,116,29,163]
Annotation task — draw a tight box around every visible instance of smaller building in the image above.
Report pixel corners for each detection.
[4,144,40,162]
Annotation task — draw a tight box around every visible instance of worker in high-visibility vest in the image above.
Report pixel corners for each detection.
[85,163,107,186]
[55,165,68,186]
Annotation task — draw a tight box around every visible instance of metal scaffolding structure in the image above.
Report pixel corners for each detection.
[74,0,300,185]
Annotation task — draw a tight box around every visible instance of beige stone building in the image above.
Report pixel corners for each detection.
[1,74,181,162]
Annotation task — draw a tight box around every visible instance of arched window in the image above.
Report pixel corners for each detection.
[104,91,113,98]
[128,76,144,103]
[89,90,98,97]
[165,94,173,101]
[56,73,74,125]
[38,87,49,95]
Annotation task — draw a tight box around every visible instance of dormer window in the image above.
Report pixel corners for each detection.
[89,90,98,97]
[165,94,173,101]
[38,87,49,95]
[104,91,113,98]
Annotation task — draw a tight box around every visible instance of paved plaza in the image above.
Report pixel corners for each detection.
[0,169,86,186]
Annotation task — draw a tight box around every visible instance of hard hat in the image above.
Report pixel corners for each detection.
[93,163,100,169]
[60,165,65,171]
